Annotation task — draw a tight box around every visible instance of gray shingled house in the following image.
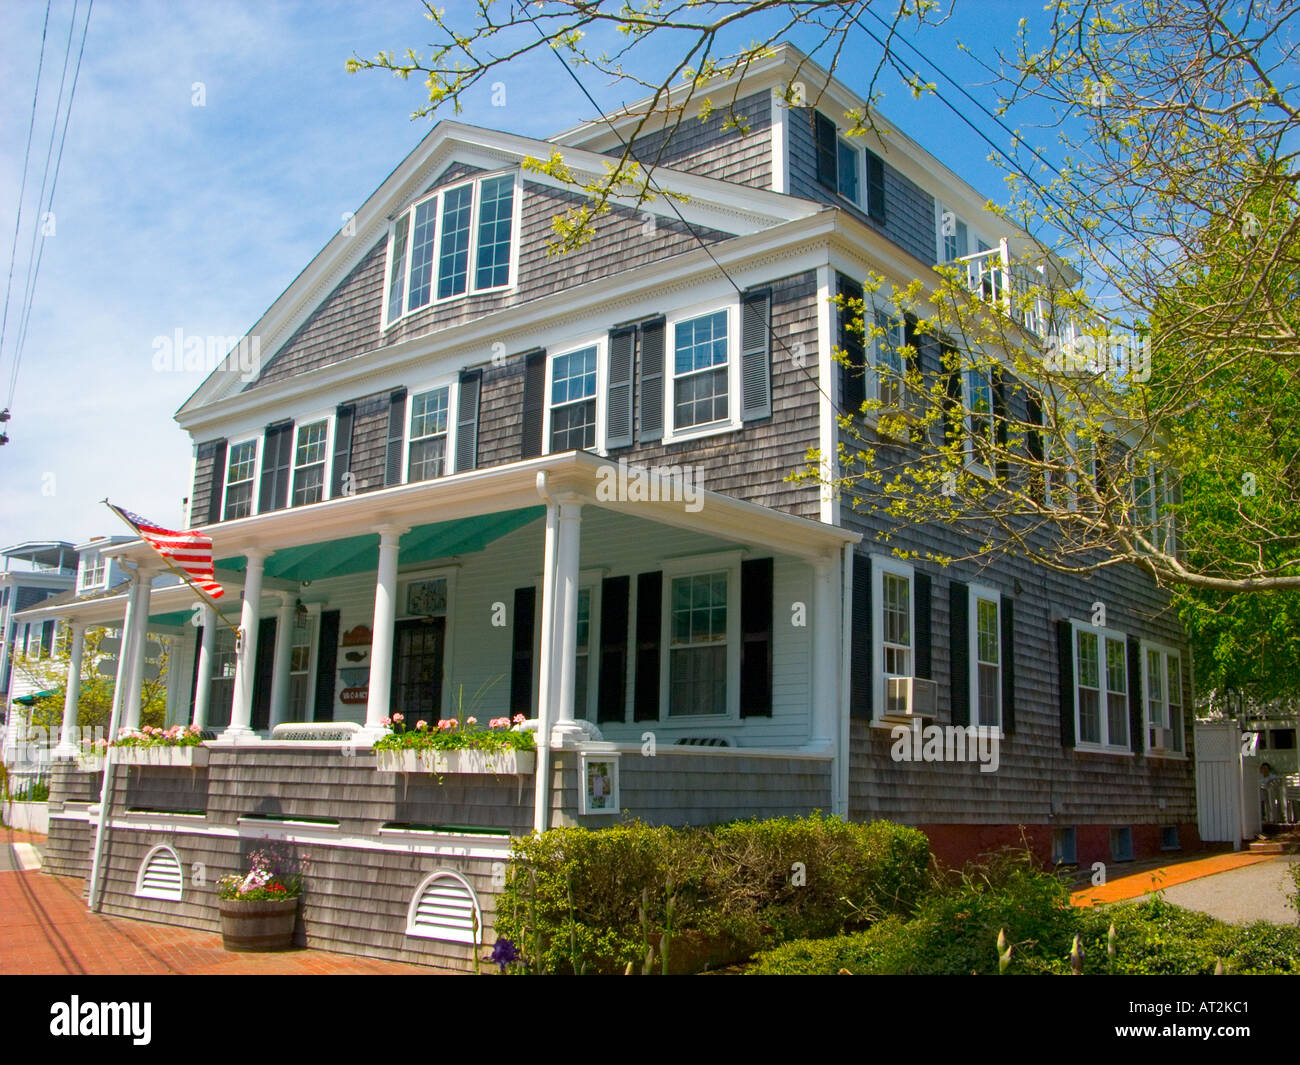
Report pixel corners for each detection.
[30,44,1196,971]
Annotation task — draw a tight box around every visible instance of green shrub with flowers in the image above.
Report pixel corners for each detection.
[217,846,309,901]
[109,724,204,748]
[372,712,535,752]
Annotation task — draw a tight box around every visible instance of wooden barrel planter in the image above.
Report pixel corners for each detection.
[217,897,300,952]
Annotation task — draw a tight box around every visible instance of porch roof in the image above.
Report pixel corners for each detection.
[110,453,858,567]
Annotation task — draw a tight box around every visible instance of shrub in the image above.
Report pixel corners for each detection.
[494,814,932,974]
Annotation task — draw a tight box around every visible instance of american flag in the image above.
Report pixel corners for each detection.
[108,504,224,599]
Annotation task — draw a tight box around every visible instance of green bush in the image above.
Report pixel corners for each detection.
[751,849,1078,975]
[494,814,931,974]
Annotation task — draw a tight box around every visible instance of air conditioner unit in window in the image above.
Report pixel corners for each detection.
[1148,727,1176,752]
[877,380,924,424]
[882,676,938,721]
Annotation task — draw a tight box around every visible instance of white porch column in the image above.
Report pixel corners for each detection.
[192,607,216,730]
[107,575,140,738]
[222,550,267,742]
[810,553,839,752]
[363,525,407,738]
[533,492,559,834]
[269,592,296,729]
[53,622,86,757]
[550,499,584,745]
[122,569,156,730]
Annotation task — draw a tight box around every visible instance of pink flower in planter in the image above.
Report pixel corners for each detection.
[465,717,477,726]
[512,714,526,725]
[416,720,428,731]
[379,717,391,728]
[392,713,404,723]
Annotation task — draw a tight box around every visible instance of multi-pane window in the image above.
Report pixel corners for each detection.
[668,571,728,716]
[873,313,906,408]
[881,572,911,678]
[208,625,238,729]
[1143,644,1184,753]
[837,139,860,204]
[288,612,315,720]
[550,346,597,451]
[384,172,518,324]
[974,593,1001,727]
[673,311,729,430]
[79,554,106,591]
[1074,623,1129,748]
[475,175,515,290]
[1135,464,1176,555]
[967,369,995,458]
[223,440,257,520]
[292,421,328,506]
[408,387,449,482]
[943,213,969,262]
[574,588,592,718]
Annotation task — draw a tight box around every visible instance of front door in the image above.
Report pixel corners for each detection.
[391,617,445,722]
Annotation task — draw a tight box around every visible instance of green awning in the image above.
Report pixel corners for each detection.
[13,690,56,705]
[213,507,544,585]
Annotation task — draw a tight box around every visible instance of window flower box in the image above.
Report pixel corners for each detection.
[114,746,210,768]
[374,748,535,775]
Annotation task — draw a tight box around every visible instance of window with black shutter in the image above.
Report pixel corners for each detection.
[949,580,970,727]
[313,610,340,721]
[740,289,772,422]
[838,274,866,417]
[638,318,665,443]
[740,558,773,717]
[1057,619,1076,747]
[456,369,482,473]
[331,405,355,498]
[384,389,408,487]
[814,111,838,190]
[865,149,886,224]
[521,350,546,458]
[202,438,227,526]
[258,422,294,512]
[1000,599,1016,733]
[914,572,932,680]
[850,555,872,719]
[510,587,536,718]
[1127,636,1144,754]
[606,326,636,449]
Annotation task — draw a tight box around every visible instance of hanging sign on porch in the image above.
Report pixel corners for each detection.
[340,686,369,706]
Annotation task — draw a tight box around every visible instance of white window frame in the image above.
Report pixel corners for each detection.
[1140,640,1185,757]
[968,583,1003,732]
[287,603,320,722]
[381,169,522,329]
[573,580,602,724]
[836,136,861,206]
[543,336,606,456]
[401,375,459,485]
[964,364,997,478]
[290,411,334,507]
[395,565,459,721]
[659,552,742,721]
[221,435,262,521]
[936,202,988,265]
[78,552,107,592]
[662,298,742,445]
[871,556,914,719]
[1071,618,1131,754]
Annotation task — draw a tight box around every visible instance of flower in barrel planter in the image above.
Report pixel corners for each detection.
[216,847,309,953]
[111,724,204,747]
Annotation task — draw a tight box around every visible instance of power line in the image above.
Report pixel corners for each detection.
[7,0,93,410]
[0,1,53,408]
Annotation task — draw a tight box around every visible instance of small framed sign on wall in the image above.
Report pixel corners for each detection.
[579,750,620,815]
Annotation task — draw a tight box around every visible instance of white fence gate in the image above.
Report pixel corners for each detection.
[1194,720,1260,848]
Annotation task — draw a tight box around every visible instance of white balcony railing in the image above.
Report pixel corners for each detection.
[956,239,1048,337]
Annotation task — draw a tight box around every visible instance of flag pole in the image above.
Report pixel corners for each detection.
[100,500,242,639]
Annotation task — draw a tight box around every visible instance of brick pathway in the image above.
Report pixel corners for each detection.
[1071,851,1276,907]
[0,830,440,975]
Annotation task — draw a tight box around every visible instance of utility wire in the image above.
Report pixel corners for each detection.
[8,0,93,410]
[0,1,53,406]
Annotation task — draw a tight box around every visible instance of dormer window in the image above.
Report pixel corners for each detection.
[78,553,106,591]
[384,170,520,325]
[813,110,885,223]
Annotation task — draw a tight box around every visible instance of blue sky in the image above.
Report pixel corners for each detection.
[0,0,1053,552]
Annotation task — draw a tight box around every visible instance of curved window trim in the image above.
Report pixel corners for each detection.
[405,870,483,945]
[134,844,184,902]
[381,169,523,330]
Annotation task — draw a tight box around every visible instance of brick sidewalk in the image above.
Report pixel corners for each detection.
[1070,851,1276,907]
[0,831,441,975]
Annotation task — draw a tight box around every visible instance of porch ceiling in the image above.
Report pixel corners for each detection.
[214,507,544,584]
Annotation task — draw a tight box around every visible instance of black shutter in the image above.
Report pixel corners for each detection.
[915,572,932,680]
[740,558,774,717]
[814,111,838,190]
[521,350,546,458]
[1001,598,1016,733]
[740,288,772,422]
[40,620,54,658]
[637,317,665,443]
[606,326,636,448]
[839,275,866,416]
[258,422,293,512]
[943,347,963,450]
[865,149,886,223]
[1057,619,1076,747]
[332,404,355,498]
[596,576,630,723]
[313,610,340,722]
[188,625,204,715]
[1026,393,1045,502]
[850,555,872,719]
[456,369,482,472]
[949,580,970,726]
[1127,635,1144,754]
[204,439,227,525]
[384,389,407,487]
[510,587,536,719]
[250,617,277,731]
[992,369,1010,479]
[633,571,662,721]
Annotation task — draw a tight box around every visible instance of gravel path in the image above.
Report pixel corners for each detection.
[1133,856,1300,925]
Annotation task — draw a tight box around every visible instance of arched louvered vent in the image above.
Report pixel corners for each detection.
[405,872,482,944]
[135,845,183,901]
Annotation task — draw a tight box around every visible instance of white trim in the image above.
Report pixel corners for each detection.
[1070,618,1131,753]
[220,435,261,521]
[968,583,1002,730]
[134,843,184,901]
[659,556,742,721]
[815,264,837,525]
[291,408,335,506]
[871,556,914,718]
[401,375,459,485]
[542,335,605,457]
[769,86,789,194]
[1140,639,1186,757]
